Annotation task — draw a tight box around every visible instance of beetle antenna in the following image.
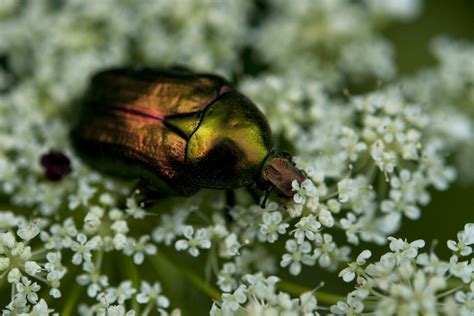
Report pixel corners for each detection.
[260,185,273,209]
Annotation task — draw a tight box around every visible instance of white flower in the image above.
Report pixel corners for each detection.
[113,233,128,251]
[124,235,156,265]
[0,256,10,270]
[71,233,97,265]
[44,252,66,285]
[293,215,321,244]
[447,223,474,256]
[104,281,136,305]
[370,140,397,173]
[76,261,109,298]
[16,277,41,304]
[382,237,425,265]
[340,212,362,245]
[175,226,211,257]
[136,281,170,308]
[1,231,16,248]
[313,233,337,268]
[30,299,52,315]
[280,240,315,275]
[339,250,372,282]
[223,233,241,257]
[448,255,473,283]
[318,208,334,227]
[259,211,289,243]
[7,267,21,283]
[416,252,450,275]
[106,305,136,316]
[221,284,247,313]
[17,222,40,241]
[24,261,42,276]
[337,178,359,203]
[68,180,97,210]
[330,295,364,315]
[125,197,146,219]
[217,263,238,292]
[152,209,188,246]
[381,190,421,220]
[454,283,474,315]
[42,218,78,249]
[84,207,103,233]
[111,220,129,235]
[291,179,318,204]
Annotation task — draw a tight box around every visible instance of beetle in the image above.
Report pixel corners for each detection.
[71,67,305,207]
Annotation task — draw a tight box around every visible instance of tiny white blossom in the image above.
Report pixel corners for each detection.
[223,233,241,257]
[447,223,474,256]
[136,281,170,308]
[293,215,321,244]
[259,211,289,243]
[24,261,42,276]
[17,222,40,241]
[104,281,136,305]
[124,235,157,265]
[68,180,97,210]
[16,276,41,304]
[30,299,52,315]
[281,240,315,275]
[221,284,247,314]
[76,261,109,298]
[71,233,97,265]
[291,179,318,204]
[125,197,146,219]
[217,263,238,292]
[175,226,211,257]
[8,267,21,283]
[339,250,372,282]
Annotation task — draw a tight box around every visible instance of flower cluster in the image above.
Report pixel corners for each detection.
[333,224,474,315]
[0,219,67,314]
[211,273,320,316]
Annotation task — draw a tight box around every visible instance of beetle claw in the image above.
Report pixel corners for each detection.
[260,185,273,209]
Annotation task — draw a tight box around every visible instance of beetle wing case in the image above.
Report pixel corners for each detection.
[71,67,228,195]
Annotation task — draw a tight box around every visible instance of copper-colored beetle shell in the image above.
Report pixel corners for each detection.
[71,68,274,195]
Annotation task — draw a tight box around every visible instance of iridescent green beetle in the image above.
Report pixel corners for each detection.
[71,67,304,206]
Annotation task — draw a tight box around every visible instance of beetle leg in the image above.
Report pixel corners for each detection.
[260,185,273,209]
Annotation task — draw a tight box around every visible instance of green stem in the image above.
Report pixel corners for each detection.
[204,245,216,283]
[149,253,221,301]
[142,301,154,316]
[277,279,345,305]
[124,256,141,312]
[61,282,82,316]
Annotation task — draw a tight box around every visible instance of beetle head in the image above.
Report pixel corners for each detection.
[259,152,305,207]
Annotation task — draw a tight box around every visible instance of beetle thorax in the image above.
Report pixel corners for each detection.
[184,91,273,189]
